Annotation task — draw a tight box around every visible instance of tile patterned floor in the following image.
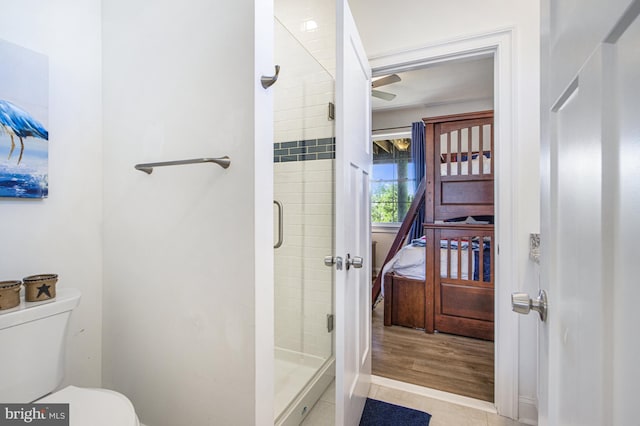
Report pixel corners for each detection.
[301,380,529,426]
[300,380,335,426]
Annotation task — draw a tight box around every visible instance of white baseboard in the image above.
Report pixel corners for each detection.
[518,396,538,425]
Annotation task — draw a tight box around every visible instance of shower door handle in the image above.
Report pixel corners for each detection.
[274,200,283,249]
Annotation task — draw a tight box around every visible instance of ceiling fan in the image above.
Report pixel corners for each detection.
[372,74,401,101]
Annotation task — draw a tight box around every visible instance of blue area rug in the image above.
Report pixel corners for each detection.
[360,398,431,425]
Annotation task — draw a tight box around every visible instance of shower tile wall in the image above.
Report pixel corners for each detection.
[274,18,334,361]
[274,21,334,142]
[274,160,333,359]
[275,0,336,77]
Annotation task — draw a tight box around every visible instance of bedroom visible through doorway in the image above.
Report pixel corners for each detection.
[370,56,496,403]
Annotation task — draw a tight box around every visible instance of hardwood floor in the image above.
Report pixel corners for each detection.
[372,300,494,402]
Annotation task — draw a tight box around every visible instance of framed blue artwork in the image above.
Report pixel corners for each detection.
[0,39,49,198]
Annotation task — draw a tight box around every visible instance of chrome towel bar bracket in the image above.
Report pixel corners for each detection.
[134,156,231,174]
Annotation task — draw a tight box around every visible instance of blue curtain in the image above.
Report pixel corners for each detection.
[408,121,425,242]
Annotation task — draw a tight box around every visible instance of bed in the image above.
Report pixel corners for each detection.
[383,111,495,341]
[424,223,494,340]
[381,228,490,290]
[383,224,494,337]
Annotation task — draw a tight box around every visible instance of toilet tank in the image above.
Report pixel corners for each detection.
[0,288,80,403]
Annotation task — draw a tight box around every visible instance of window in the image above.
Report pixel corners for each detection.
[371,135,415,224]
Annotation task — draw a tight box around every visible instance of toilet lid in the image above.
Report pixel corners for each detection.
[38,386,140,426]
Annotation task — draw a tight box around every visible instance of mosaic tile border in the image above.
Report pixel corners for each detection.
[274,137,335,162]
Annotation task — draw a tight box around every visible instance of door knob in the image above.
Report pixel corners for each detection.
[345,254,363,270]
[511,289,548,322]
[324,256,343,270]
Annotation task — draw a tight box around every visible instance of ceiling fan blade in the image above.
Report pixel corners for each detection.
[372,73,401,88]
[372,90,396,101]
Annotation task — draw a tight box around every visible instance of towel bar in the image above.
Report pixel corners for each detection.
[134,156,231,174]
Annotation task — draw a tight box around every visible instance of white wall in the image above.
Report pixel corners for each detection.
[372,100,494,132]
[101,1,273,425]
[0,0,103,390]
[350,1,540,423]
[371,227,396,277]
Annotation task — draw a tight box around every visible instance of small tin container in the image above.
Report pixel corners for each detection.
[23,274,58,302]
[0,280,22,310]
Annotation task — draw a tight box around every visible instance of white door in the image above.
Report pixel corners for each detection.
[335,0,372,424]
[539,1,640,424]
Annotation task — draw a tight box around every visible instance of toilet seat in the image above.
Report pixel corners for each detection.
[38,385,140,426]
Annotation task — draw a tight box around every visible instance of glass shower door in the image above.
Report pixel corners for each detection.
[273,16,336,425]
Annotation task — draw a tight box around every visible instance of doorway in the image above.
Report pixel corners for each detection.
[367,29,519,418]
[370,57,495,402]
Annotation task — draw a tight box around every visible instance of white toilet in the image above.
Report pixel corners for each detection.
[0,288,140,426]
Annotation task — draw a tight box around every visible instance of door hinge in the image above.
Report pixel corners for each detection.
[327,314,334,333]
[328,102,335,120]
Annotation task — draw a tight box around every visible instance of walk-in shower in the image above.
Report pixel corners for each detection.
[273,11,336,425]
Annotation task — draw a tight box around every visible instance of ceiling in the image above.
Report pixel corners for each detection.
[371,56,494,111]
[272,0,494,114]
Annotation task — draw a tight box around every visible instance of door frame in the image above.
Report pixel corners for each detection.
[368,28,519,419]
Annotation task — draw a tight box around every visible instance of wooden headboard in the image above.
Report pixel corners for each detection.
[424,111,494,222]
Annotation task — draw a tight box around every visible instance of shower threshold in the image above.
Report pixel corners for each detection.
[275,348,334,425]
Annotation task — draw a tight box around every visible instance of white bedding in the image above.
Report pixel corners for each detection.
[440,156,491,176]
[440,245,472,280]
[380,244,425,296]
[380,242,474,296]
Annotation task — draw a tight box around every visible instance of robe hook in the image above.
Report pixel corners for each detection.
[261,65,280,89]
